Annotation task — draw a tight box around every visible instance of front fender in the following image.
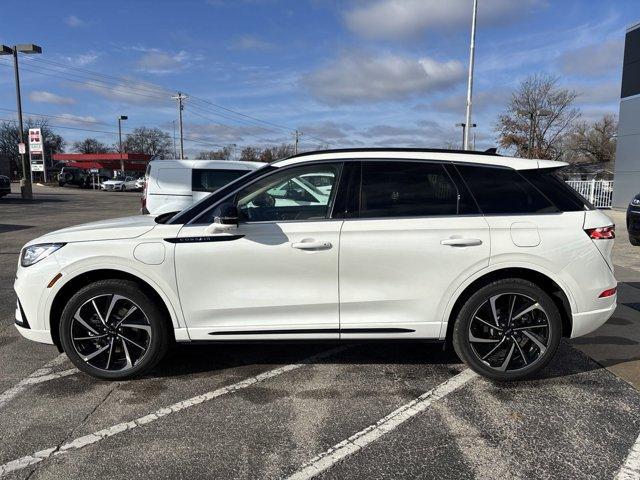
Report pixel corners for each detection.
[44,253,185,334]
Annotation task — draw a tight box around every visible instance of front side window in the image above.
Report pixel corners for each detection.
[360,161,459,218]
[192,169,249,193]
[235,163,342,222]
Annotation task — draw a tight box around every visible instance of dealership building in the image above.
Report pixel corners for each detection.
[613,22,640,208]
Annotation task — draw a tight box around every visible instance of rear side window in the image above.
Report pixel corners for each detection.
[192,169,248,193]
[455,164,557,215]
[519,169,591,211]
[360,161,460,218]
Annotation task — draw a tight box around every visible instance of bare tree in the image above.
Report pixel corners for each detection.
[121,127,173,158]
[496,74,580,160]
[565,114,617,164]
[73,138,112,154]
[239,146,260,162]
[196,146,233,160]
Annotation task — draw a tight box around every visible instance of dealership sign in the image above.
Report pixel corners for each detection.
[28,128,43,153]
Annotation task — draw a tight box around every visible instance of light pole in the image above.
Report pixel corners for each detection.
[117,115,128,173]
[463,0,478,151]
[0,43,43,199]
[456,122,476,149]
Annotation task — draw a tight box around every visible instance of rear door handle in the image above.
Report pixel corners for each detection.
[440,238,483,247]
[291,240,332,250]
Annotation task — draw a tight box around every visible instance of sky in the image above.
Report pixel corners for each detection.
[0,0,638,157]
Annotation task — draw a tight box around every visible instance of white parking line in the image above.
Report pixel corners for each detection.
[0,354,78,409]
[616,432,640,480]
[0,346,347,477]
[286,369,477,480]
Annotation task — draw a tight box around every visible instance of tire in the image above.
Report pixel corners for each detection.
[630,235,640,246]
[452,278,562,382]
[59,279,169,380]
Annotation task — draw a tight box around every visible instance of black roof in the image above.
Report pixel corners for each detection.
[287,147,500,160]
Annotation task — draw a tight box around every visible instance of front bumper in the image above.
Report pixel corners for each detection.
[570,298,616,338]
[15,323,54,344]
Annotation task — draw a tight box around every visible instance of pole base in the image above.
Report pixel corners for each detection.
[20,179,33,200]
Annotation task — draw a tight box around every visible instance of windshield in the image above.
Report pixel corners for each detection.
[169,164,275,224]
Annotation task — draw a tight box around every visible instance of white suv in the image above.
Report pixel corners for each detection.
[14,149,617,381]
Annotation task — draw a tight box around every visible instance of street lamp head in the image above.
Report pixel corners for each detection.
[119,115,128,121]
[0,45,13,55]
[15,44,42,54]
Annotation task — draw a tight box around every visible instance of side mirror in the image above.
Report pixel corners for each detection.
[205,203,239,234]
[215,203,239,226]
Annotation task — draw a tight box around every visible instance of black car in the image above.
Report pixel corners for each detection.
[628,192,640,246]
[0,175,10,197]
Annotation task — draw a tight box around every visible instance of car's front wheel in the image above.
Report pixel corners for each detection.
[452,278,562,381]
[629,235,640,246]
[59,279,169,380]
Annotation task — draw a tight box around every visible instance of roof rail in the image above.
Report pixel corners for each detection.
[286,147,501,159]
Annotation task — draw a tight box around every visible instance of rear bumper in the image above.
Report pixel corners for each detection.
[570,299,616,338]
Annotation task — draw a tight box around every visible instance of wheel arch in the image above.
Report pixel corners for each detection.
[443,266,574,344]
[49,268,177,351]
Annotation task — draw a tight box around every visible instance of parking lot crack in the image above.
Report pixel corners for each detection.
[22,384,118,479]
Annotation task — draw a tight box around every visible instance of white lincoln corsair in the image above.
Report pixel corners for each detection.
[14,148,617,381]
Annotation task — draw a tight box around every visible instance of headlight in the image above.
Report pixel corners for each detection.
[631,198,640,206]
[20,243,65,267]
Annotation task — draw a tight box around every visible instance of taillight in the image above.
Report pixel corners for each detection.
[585,225,615,240]
[599,287,617,298]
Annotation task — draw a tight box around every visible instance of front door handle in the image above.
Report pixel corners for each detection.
[440,237,483,247]
[291,240,332,250]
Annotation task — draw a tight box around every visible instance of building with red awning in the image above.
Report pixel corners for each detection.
[52,153,152,173]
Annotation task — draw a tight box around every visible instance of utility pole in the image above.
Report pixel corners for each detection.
[172,92,188,159]
[294,130,302,155]
[463,0,478,151]
[117,115,128,173]
[172,120,177,158]
[1,44,43,199]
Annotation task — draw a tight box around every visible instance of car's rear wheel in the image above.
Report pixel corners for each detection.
[59,279,169,380]
[452,278,561,381]
[629,235,640,246]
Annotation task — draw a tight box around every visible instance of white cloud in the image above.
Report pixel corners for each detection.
[135,50,199,74]
[229,35,274,51]
[65,15,87,27]
[298,121,355,141]
[344,0,542,39]
[78,77,168,106]
[55,114,97,125]
[303,53,465,104]
[62,53,99,66]
[558,40,624,77]
[28,90,76,105]
[184,122,272,143]
[573,81,621,106]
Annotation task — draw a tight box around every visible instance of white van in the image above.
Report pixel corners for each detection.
[141,159,263,214]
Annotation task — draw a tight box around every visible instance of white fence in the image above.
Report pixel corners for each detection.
[565,180,613,208]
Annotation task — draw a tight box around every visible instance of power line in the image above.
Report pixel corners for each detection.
[0,115,225,149]
[0,56,334,146]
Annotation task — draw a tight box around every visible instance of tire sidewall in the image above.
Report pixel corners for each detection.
[453,279,562,381]
[59,280,168,380]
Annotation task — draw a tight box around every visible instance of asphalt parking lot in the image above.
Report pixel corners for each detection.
[1,185,640,479]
